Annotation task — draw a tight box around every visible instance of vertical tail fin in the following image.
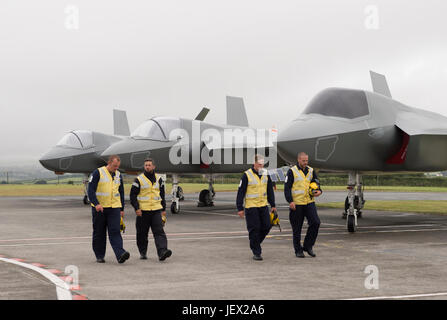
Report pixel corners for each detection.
[113,109,130,136]
[195,107,210,121]
[370,71,392,98]
[226,96,249,127]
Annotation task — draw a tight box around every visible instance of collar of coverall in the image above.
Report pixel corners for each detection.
[251,165,266,177]
[296,163,308,171]
[143,170,156,181]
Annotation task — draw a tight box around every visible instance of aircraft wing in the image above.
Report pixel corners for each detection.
[395,110,447,136]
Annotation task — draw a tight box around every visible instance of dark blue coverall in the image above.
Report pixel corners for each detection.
[87,169,126,261]
[129,171,168,258]
[284,165,322,254]
[236,167,276,256]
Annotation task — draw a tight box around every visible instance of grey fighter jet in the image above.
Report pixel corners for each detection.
[276,71,447,232]
[101,97,279,213]
[39,109,130,204]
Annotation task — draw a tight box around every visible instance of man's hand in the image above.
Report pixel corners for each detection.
[161,211,166,217]
[289,202,296,211]
[271,207,277,212]
[120,211,124,218]
[313,190,322,197]
[237,210,244,218]
[135,209,142,216]
[95,204,104,213]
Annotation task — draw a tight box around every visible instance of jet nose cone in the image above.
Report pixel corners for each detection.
[39,150,54,162]
[39,149,60,171]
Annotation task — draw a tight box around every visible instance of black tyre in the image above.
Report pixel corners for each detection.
[347,215,356,233]
[83,195,90,205]
[199,189,212,206]
[170,202,180,214]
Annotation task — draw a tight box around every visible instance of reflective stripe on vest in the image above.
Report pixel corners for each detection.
[92,166,122,208]
[291,165,314,205]
[244,168,268,208]
[137,173,163,211]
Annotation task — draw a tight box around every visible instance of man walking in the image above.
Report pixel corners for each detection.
[284,152,322,258]
[88,155,130,264]
[236,154,276,261]
[130,158,172,261]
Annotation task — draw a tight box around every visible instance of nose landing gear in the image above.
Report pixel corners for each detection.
[198,175,215,207]
[342,172,365,233]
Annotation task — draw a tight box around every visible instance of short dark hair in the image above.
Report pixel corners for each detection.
[108,155,121,163]
[254,154,264,163]
[297,152,308,159]
[144,158,155,165]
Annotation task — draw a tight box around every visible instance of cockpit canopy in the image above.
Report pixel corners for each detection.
[56,130,94,149]
[302,88,369,119]
[131,117,181,140]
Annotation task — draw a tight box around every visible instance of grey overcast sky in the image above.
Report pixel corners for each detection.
[1,0,446,165]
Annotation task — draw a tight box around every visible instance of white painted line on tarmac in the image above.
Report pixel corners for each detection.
[0,217,446,247]
[369,228,447,234]
[0,241,92,247]
[183,210,239,218]
[346,292,447,300]
[357,224,436,229]
[322,223,345,227]
[0,209,82,214]
[0,236,92,242]
[0,223,438,244]
[0,257,72,300]
[0,229,282,243]
[2,227,447,247]
[185,210,348,226]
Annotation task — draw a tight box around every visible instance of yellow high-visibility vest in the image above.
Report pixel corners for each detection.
[291,165,315,205]
[92,166,122,208]
[136,173,163,211]
[244,168,268,208]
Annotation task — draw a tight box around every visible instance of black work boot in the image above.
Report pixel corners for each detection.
[159,249,172,261]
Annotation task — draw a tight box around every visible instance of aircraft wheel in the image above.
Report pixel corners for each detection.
[171,202,180,214]
[347,215,356,233]
[199,189,212,206]
[83,195,90,205]
[177,186,184,201]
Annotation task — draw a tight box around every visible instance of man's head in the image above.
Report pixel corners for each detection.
[106,155,121,173]
[297,152,309,168]
[253,154,265,172]
[144,158,156,173]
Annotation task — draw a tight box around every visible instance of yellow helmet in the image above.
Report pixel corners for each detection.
[270,211,279,226]
[309,182,319,197]
[270,210,282,232]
